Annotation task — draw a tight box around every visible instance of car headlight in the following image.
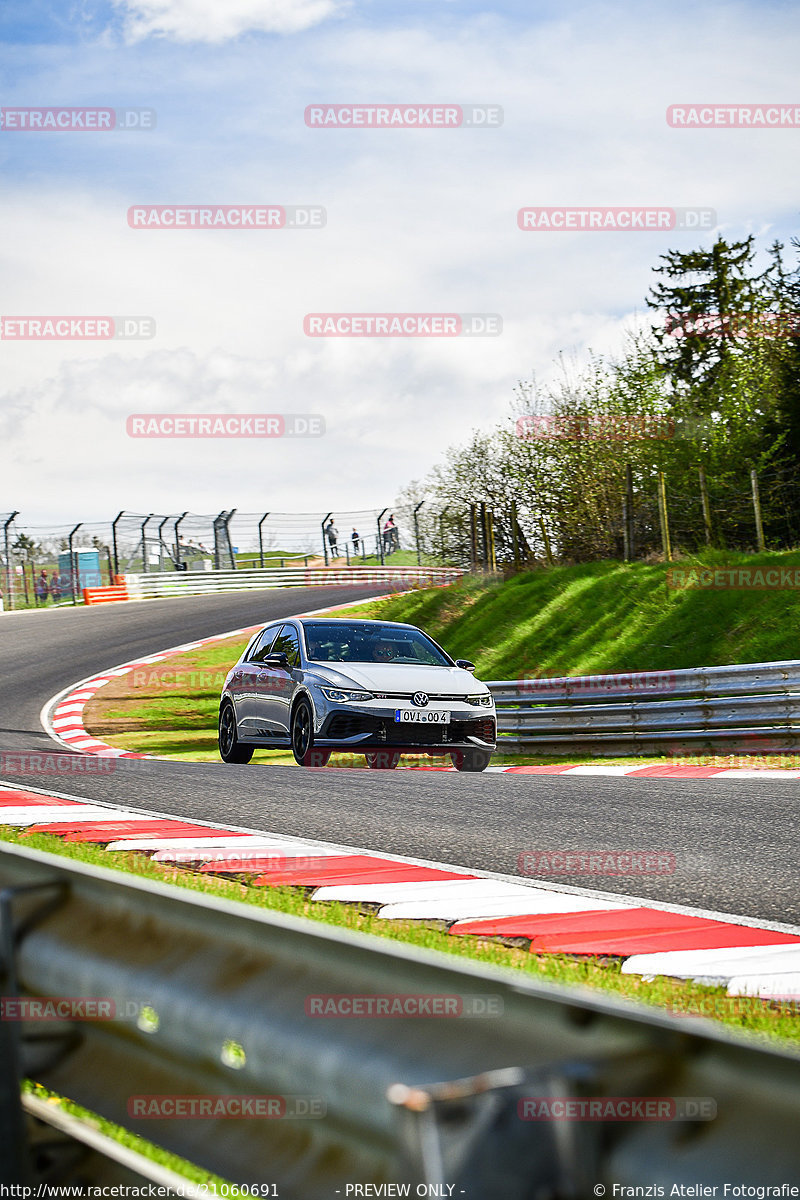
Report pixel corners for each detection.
[319,687,374,703]
[467,694,494,707]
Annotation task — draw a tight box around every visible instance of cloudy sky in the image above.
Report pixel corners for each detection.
[1,0,798,524]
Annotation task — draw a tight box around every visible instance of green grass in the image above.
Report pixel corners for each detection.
[2,827,798,1047]
[22,1082,247,1194]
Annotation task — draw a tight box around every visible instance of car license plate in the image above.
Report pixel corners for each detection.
[394,709,450,724]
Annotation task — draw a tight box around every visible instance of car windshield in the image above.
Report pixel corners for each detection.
[303,622,452,666]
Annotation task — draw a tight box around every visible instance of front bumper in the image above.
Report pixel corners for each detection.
[316,709,496,750]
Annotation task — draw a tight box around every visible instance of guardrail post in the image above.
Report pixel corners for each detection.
[699,468,712,546]
[751,467,766,552]
[258,513,270,568]
[68,523,82,605]
[111,510,124,578]
[657,472,672,562]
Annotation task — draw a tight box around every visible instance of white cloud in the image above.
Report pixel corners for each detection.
[113,0,347,44]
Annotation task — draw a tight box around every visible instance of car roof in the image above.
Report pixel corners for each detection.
[296,618,418,630]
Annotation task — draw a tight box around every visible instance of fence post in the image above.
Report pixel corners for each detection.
[157,516,169,572]
[112,510,124,578]
[68,523,82,605]
[469,504,478,569]
[439,506,449,563]
[2,513,18,609]
[699,467,712,546]
[488,509,497,571]
[623,463,634,561]
[377,508,388,567]
[320,512,332,567]
[657,472,672,561]
[750,468,766,552]
[511,500,521,570]
[174,511,189,571]
[258,513,270,568]
[141,513,154,574]
[413,501,425,565]
[224,509,237,570]
[538,516,554,566]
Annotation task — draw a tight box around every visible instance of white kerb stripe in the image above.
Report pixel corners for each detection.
[621,943,800,979]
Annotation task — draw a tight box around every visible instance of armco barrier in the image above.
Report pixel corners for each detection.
[124,565,463,598]
[491,660,800,754]
[2,838,800,1196]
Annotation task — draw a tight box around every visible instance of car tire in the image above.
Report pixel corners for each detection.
[365,751,401,770]
[450,749,492,772]
[291,697,322,766]
[219,701,254,764]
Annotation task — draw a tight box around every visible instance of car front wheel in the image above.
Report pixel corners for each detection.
[219,702,254,764]
[291,697,322,766]
[450,749,492,772]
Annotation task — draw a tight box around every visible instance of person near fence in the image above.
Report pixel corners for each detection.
[351,527,361,555]
[326,518,339,557]
[383,514,399,555]
[50,572,62,602]
[35,570,49,604]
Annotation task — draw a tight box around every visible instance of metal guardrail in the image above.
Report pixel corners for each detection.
[489,660,800,754]
[2,839,800,1197]
[124,565,463,598]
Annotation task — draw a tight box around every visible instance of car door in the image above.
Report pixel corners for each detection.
[253,623,301,739]
[236,624,281,733]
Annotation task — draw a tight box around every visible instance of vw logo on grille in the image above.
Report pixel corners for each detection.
[412,691,429,707]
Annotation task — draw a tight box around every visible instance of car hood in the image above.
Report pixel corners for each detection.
[306,662,488,697]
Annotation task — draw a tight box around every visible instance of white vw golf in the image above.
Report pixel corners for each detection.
[218,617,496,771]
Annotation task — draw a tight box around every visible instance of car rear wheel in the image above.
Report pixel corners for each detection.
[219,702,254,764]
[450,749,492,772]
[365,751,401,770]
[292,698,324,766]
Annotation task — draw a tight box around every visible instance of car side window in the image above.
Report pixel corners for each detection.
[249,626,281,663]
[272,625,301,669]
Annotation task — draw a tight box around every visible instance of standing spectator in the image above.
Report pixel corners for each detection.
[383,514,398,555]
[351,527,361,556]
[326,518,339,557]
[50,572,62,602]
[35,570,49,605]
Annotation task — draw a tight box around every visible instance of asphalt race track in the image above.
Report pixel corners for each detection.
[1,587,799,926]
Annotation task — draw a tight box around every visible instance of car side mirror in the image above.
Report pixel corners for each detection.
[455,659,476,673]
[263,651,290,669]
